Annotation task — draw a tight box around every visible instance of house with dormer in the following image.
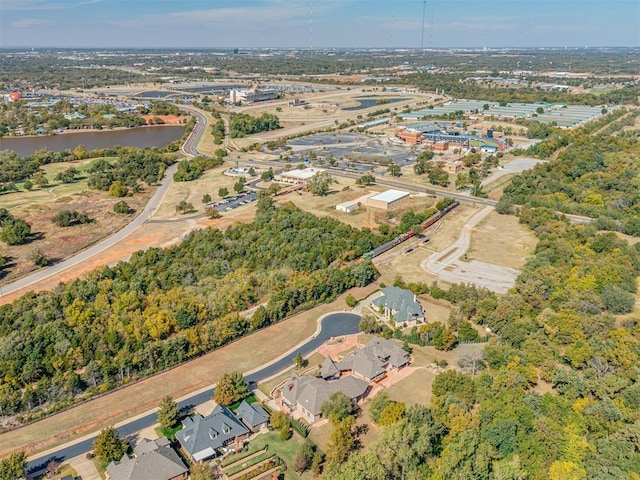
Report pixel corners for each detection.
[175,404,249,462]
[370,286,425,327]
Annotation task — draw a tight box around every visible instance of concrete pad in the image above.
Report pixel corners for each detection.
[68,454,100,480]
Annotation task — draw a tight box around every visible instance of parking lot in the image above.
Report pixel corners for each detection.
[206,191,257,213]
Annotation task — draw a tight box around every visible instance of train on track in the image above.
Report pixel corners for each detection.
[363,201,459,260]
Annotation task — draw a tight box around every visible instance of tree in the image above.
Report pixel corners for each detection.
[46,459,61,477]
[32,173,49,188]
[206,208,221,219]
[345,293,357,308]
[320,391,355,422]
[387,163,401,177]
[270,411,290,430]
[52,210,93,227]
[294,440,316,473]
[28,248,49,267]
[93,426,127,463]
[327,415,356,464]
[0,218,31,245]
[23,180,33,191]
[108,181,128,197]
[113,201,133,214]
[233,177,246,194]
[189,462,215,480]
[0,451,26,480]
[293,352,307,370]
[457,353,486,376]
[307,172,333,196]
[55,167,79,184]
[157,395,179,430]
[218,187,229,198]
[214,371,248,405]
[369,392,391,423]
[457,321,480,342]
[175,201,194,214]
[261,168,274,180]
[356,172,375,186]
[201,193,212,204]
[378,401,405,427]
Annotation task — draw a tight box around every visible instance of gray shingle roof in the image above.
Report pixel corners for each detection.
[175,405,249,462]
[371,286,424,323]
[320,357,340,379]
[236,400,269,428]
[281,375,368,416]
[364,337,410,369]
[106,438,187,480]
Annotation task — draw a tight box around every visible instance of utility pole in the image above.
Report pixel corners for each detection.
[421,0,427,50]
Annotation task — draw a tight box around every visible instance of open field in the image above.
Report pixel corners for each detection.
[465,210,537,269]
[0,158,153,285]
[376,204,482,286]
[153,162,240,219]
[383,368,438,406]
[273,180,437,231]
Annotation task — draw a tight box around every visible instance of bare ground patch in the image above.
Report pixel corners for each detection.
[464,210,537,269]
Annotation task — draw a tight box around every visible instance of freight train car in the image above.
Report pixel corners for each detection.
[363,200,459,260]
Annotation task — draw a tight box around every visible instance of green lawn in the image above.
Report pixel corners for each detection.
[154,423,183,441]
[223,431,315,480]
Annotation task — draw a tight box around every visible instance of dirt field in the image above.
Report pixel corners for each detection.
[376,204,482,286]
[0,157,153,285]
[465,210,537,269]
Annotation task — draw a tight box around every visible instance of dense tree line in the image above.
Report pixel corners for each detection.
[325,208,640,480]
[499,130,640,235]
[0,99,146,137]
[173,155,225,182]
[229,113,281,138]
[0,203,381,424]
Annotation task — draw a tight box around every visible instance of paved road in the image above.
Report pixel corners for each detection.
[0,108,206,298]
[26,312,360,474]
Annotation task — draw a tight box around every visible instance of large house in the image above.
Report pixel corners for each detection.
[106,437,188,480]
[336,337,410,382]
[281,375,369,424]
[236,400,270,431]
[281,337,410,424]
[371,286,425,327]
[175,404,249,462]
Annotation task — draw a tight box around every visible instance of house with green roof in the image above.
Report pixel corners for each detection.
[371,286,424,327]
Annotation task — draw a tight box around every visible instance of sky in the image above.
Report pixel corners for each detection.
[0,0,639,49]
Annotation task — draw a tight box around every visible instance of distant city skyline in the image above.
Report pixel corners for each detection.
[1,0,639,49]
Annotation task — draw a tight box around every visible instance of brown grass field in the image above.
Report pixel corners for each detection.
[376,204,482,287]
[0,158,153,286]
[465,210,537,269]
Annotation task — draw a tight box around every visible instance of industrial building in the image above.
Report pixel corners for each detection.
[336,200,361,213]
[366,189,410,210]
[275,167,325,185]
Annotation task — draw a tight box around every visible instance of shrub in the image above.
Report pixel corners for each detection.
[52,210,93,227]
[113,201,133,214]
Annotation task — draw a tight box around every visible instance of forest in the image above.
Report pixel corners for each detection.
[324,210,640,480]
[0,201,381,424]
[498,113,640,235]
[229,113,281,138]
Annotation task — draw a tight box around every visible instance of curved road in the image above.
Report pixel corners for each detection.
[26,312,360,474]
[0,108,206,298]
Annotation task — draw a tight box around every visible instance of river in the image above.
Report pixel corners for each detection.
[0,125,185,157]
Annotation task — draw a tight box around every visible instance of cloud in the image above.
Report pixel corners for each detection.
[108,0,346,29]
[10,17,53,27]
[0,0,101,11]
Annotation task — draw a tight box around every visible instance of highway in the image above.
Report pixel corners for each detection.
[0,108,206,299]
[26,312,360,474]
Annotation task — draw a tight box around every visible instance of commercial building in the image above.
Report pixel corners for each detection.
[366,189,410,210]
[275,167,325,185]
